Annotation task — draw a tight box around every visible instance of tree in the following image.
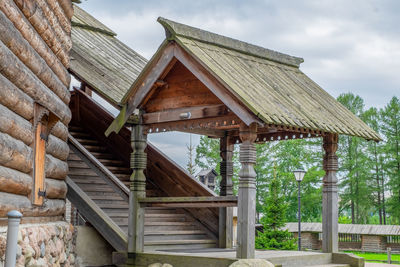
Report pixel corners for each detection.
[380,96,400,224]
[255,164,296,250]
[337,93,374,224]
[186,134,197,175]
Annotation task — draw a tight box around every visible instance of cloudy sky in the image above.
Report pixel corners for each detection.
[79,0,399,168]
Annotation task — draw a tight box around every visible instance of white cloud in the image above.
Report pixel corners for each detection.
[78,0,400,166]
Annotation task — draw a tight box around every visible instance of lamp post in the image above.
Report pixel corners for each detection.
[293,169,306,251]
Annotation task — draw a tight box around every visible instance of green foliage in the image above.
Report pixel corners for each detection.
[256,176,296,250]
[338,216,352,224]
[192,93,400,225]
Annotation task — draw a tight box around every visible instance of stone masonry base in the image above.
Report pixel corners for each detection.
[0,221,75,267]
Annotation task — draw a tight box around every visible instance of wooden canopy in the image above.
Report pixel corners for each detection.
[69,5,147,106]
[106,17,380,142]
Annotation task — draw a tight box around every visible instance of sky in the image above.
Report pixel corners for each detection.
[78,0,399,169]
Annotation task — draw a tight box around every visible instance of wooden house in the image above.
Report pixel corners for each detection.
[197,169,218,191]
[286,222,400,252]
[105,17,380,266]
[0,0,75,266]
[67,5,222,256]
[0,1,381,266]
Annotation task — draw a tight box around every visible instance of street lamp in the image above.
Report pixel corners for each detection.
[293,169,306,251]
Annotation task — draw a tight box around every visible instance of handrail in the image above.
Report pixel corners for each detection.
[66,177,127,251]
[138,196,237,208]
[68,134,130,197]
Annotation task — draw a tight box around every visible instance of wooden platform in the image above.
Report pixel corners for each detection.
[113,249,364,267]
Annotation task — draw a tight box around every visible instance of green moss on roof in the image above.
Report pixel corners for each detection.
[158,17,304,68]
[110,17,380,141]
[70,5,147,106]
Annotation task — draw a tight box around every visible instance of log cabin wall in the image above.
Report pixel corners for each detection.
[0,0,73,224]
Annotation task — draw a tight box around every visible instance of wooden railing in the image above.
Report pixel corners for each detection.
[66,177,127,251]
[138,196,237,208]
[68,134,129,200]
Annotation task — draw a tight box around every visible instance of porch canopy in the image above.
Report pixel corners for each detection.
[106,17,380,258]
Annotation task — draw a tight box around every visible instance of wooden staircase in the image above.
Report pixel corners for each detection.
[67,124,218,251]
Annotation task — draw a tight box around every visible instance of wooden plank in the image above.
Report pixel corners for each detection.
[139,196,237,208]
[139,196,237,203]
[142,104,229,124]
[143,61,224,113]
[144,202,237,208]
[33,122,46,206]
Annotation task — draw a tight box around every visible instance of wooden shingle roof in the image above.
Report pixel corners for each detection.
[153,18,380,141]
[285,222,400,236]
[70,5,147,106]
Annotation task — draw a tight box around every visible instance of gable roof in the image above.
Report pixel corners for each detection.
[109,17,380,141]
[70,5,147,106]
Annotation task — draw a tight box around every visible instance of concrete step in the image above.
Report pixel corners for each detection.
[266,252,332,267]
[305,265,350,267]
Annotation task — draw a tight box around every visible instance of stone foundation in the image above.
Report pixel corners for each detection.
[0,221,75,267]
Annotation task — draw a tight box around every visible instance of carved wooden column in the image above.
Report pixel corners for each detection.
[322,133,339,253]
[128,122,147,253]
[219,135,234,248]
[237,123,257,259]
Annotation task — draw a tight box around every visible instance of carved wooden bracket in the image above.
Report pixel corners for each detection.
[33,103,60,141]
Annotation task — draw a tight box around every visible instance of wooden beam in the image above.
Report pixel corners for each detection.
[144,115,240,135]
[138,196,237,208]
[142,104,229,124]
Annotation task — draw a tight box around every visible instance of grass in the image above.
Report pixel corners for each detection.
[344,250,400,263]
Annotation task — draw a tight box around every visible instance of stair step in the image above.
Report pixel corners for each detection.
[98,159,126,166]
[145,208,185,214]
[70,131,92,138]
[146,239,216,245]
[89,195,124,201]
[107,212,129,218]
[86,191,122,198]
[68,168,97,176]
[93,199,128,205]
[84,145,108,152]
[97,203,129,209]
[75,139,99,145]
[68,161,91,168]
[107,166,131,172]
[145,234,210,242]
[116,174,130,181]
[90,152,115,159]
[69,126,85,132]
[70,178,107,185]
[144,230,206,236]
[145,221,194,226]
[305,265,349,267]
[78,185,115,193]
[67,153,81,161]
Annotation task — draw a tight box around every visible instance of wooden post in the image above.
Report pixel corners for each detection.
[219,135,234,248]
[387,247,392,264]
[237,123,257,259]
[127,121,147,253]
[322,133,339,253]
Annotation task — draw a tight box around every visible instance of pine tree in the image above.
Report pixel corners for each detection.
[255,163,296,250]
[186,134,197,175]
[381,96,400,224]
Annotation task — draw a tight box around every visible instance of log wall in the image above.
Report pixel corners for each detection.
[0,0,73,221]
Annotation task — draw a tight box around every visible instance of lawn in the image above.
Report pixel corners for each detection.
[344,251,400,263]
